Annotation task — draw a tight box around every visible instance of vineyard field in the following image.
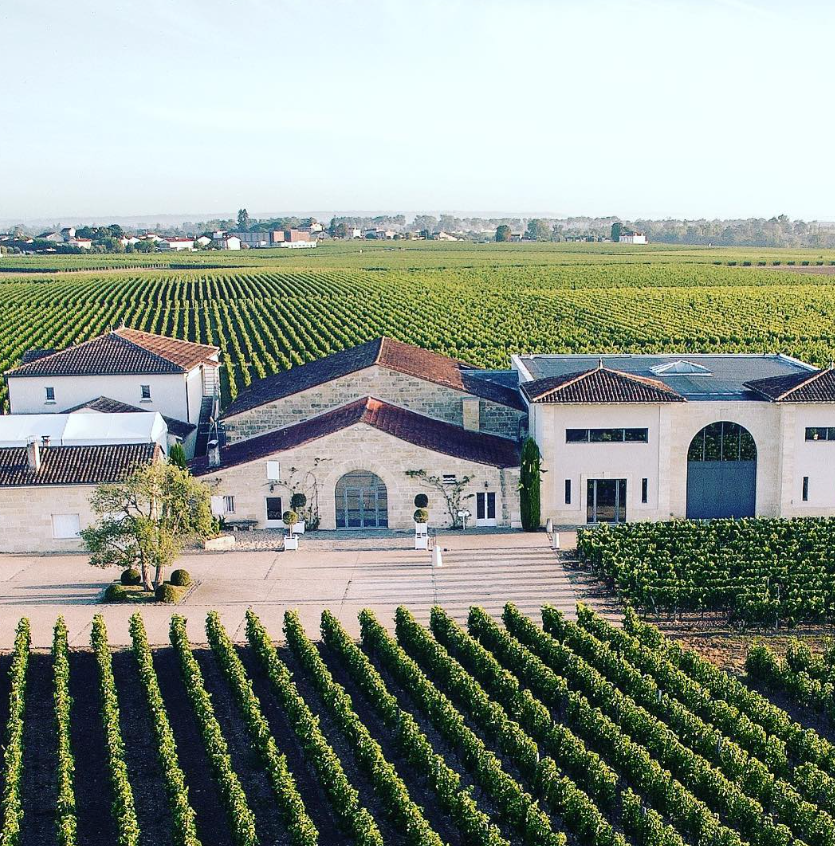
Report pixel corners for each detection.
[578,518,835,628]
[2,242,835,410]
[4,605,835,846]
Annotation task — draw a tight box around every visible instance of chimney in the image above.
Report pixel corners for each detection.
[26,439,41,472]
[207,440,221,469]
[462,397,480,432]
[41,435,51,448]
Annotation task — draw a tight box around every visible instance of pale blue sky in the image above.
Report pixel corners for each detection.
[2,0,833,221]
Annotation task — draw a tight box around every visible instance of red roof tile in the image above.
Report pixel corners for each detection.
[6,329,219,377]
[521,365,685,404]
[222,336,524,417]
[745,366,835,402]
[0,443,160,487]
[192,397,520,474]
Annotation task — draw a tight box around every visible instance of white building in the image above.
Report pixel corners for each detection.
[4,327,220,457]
[212,234,241,250]
[617,230,647,244]
[513,353,835,524]
[157,237,195,251]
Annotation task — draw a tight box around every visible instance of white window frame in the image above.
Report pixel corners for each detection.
[52,514,81,539]
[45,386,56,404]
[266,460,280,481]
[140,384,151,401]
[223,495,236,514]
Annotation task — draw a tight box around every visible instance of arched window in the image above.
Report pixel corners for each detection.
[687,421,756,462]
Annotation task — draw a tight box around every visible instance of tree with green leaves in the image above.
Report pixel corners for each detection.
[526,218,551,241]
[495,224,512,242]
[168,442,187,469]
[237,208,250,230]
[81,463,214,591]
[519,437,543,530]
[611,222,622,242]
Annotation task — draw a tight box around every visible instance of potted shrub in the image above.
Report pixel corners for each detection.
[414,507,429,545]
[290,493,307,534]
[414,493,429,508]
[283,510,299,550]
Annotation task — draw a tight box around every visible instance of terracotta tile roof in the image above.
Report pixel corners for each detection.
[6,329,219,377]
[521,365,686,404]
[192,397,520,475]
[0,442,160,487]
[222,337,524,418]
[61,396,196,439]
[745,366,835,402]
[21,348,57,364]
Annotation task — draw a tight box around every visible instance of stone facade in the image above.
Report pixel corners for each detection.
[222,365,525,443]
[0,485,96,553]
[201,422,521,531]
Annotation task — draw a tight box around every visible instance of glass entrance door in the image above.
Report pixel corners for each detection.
[476,492,496,526]
[587,479,626,524]
[336,471,388,529]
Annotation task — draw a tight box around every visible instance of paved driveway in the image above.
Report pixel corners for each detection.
[0,531,587,648]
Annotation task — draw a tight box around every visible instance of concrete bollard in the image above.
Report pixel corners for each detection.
[433,545,443,568]
[546,517,553,534]
[551,532,560,550]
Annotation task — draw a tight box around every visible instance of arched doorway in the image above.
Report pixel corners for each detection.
[335,471,388,529]
[686,421,757,519]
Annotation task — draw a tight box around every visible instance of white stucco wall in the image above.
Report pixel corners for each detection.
[8,372,193,421]
[781,404,835,516]
[533,399,789,526]
[198,422,520,531]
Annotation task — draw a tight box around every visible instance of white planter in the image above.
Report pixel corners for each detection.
[294,520,305,535]
[284,535,299,551]
[414,534,429,550]
[414,522,428,535]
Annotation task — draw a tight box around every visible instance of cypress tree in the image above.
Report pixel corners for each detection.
[520,437,541,531]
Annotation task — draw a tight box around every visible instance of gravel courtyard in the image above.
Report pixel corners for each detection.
[0,529,606,648]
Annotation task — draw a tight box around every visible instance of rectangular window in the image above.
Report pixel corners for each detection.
[266,460,280,481]
[803,476,809,502]
[140,385,151,400]
[641,478,648,503]
[45,386,55,403]
[566,429,589,443]
[565,479,572,504]
[566,428,648,443]
[806,427,835,441]
[52,514,80,539]
[223,495,236,514]
[442,474,457,485]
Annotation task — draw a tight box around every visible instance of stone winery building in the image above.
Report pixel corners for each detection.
[192,338,526,531]
[3,328,835,550]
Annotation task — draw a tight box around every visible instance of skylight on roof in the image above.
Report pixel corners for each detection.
[650,360,712,376]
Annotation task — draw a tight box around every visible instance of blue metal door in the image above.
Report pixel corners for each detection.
[686,461,756,519]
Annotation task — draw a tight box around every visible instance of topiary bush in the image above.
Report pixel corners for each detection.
[414,493,429,508]
[104,584,127,602]
[283,510,298,528]
[120,567,141,586]
[155,583,178,603]
[413,508,429,524]
[290,492,307,511]
[169,569,192,587]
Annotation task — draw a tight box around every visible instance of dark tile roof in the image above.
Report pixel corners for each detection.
[193,397,520,475]
[221,337,525,418]
[521,365,686,404]
[6,328,219,378]
[0,443,160,487]
[61,397,196,439]
[746,367,835,402]
[21,348,57,364]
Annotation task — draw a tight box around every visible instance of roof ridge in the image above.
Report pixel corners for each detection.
[110,329,188,371]
[776,365,830,401]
